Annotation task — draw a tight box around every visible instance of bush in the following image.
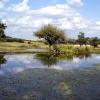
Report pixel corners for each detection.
[6,38,24,43]
[74,46,92,57]
[0,38,6,42]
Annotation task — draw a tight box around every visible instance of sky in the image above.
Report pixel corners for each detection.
[0,0,100,40]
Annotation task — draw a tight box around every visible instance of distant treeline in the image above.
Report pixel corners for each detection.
[0,36,25,43]
[66,32,100,47]
[5,36,24,43]
[67,37,100,45]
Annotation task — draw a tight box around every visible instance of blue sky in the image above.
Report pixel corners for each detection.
[0,0,100,39]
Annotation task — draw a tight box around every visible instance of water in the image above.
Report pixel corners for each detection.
[0,53,100,100]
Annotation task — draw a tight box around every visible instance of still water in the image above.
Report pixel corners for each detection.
[0,53,100,100]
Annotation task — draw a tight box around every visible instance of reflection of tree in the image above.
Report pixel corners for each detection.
[35,51,91,67]
[75,51,91,59]
[36,53,58,67]
[0,54,6,68]
[35,53,74,67]
[59,53,74,61]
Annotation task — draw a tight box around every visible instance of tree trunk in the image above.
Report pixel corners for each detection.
[49,45,52,51]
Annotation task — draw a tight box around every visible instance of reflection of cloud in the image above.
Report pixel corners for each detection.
[0,70,4,75]
[73,58,81,63]
[0,66,24,75]
[0,54,48,76]
[0,65,46,76]
[51,65,63,70]
[11,67,24,73]
[7,55,33,64]
[0,54,100,76]
[96,55,100,59]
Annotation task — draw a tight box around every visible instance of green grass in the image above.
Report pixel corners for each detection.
[57,44,92,54]
[92,48,100,54]
[0,42,48,52]
[0,42,100,53]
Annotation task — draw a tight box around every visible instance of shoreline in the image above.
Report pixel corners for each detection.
[0,49,49,54]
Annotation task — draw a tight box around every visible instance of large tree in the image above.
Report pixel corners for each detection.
[0,21,7,39]
[34,24,66,50]
[77,32,86,46]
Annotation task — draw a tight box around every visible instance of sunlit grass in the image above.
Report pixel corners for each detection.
[0,42,100,53]
[0,42,47,52]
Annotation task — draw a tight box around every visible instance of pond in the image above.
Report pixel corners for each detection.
[0,53,100,100]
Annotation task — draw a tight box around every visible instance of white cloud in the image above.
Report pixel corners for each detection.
[96,21,100,26]
[0,0,9,8]
[4,3,100,39]
[7,4,85,29]
[0,2,4,8]
[9,0,29,12]
[0,11,6,19]
[26,4,87,30]
[67,0,83,6]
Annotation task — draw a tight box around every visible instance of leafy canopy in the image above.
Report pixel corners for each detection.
[77,32,86,45]
[34,24,66,46]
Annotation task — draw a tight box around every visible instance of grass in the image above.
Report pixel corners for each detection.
[0,41,100,53]
[57,44,92,54]
[92,48,100,54]
[0,41,48,53]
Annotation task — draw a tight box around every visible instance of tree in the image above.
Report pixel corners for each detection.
[0,21,7,40]
[77,32,86,46]
[34,24,66,50]
[90,37,98,47]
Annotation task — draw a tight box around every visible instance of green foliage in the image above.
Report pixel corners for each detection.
[57,44,92,57]
[35,47,92,67]
[92,48,100,54]
[89,37,99,47]
[6,38,24,43]
[66,39,76,44]
[0,21,7,40]
[74,46,92,57]
[34,24,66,48]
[77,32,86,45]
[57,44,74,54]
[76,32,100,47]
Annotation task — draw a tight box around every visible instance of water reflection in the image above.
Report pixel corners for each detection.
[0,54,6,67]
[36,53,58,67]
[0,53,99,76]
[35,52,91,67]
[0,53,99,100]
[75,52,91,59]
[0,68,100,100]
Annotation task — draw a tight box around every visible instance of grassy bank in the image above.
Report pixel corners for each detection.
[0,42,100,53]
[0,42,48,53]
